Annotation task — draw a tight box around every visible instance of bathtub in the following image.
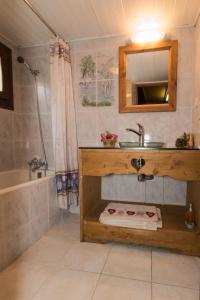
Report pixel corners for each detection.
[0,169,54,191]
[0,169,60,271]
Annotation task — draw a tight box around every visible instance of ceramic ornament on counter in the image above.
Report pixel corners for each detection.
[175,132,194,148]
[100,131,118,148]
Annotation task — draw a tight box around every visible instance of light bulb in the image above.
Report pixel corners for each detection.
[133,28,165,43]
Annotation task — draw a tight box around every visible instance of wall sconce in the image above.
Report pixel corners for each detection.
[132,28,165,43]
[131,19,165,44]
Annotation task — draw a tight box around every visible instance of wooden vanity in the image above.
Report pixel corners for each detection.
[79,148,200,256]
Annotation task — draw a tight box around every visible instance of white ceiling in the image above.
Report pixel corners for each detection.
[0,0,200,47]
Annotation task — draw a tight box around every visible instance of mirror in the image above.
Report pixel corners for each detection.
[119,40,178,112]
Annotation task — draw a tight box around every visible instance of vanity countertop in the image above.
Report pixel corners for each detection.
[79,146,200,151]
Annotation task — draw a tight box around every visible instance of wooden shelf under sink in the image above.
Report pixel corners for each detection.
[83,199,200,256]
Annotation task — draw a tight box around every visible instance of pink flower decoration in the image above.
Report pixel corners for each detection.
[100,131,118,142]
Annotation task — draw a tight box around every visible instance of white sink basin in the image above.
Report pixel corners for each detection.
[119,141,165,149]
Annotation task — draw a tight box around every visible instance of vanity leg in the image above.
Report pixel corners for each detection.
[80,176,101,242]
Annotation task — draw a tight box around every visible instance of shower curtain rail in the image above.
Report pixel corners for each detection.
[22,0,57,37]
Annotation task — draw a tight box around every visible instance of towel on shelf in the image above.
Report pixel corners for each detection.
[99,202,162,231]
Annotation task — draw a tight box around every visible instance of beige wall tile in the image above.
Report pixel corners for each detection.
[145,176,164,204]
[30,213,49,244]
[5,224,31,265]
[30,181,48,219]
[163,177,187,206]
[3,187,31,231]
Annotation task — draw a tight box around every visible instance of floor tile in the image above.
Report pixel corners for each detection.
[64,241,110,273]
[18,235,74,265]
[103,244,151,282]
[0,261,59,300]
[60,212,80,224]
[45,216,80,241]
[32,268,99,300]
[152,283,199,300]
[1,212,200,300]
[92,274,151,300]
[152,249,200,289]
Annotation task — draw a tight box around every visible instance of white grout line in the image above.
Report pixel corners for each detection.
[91,244,112,300]
[97,271,152,284]
[152,281,200,292]
[90,273,101,300]
[151,280,200,291]
[100,244,112,274]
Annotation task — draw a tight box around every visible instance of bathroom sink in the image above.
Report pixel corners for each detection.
[119,141,165,149]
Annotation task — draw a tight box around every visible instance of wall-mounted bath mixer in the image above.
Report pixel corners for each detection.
[28,156,48,180]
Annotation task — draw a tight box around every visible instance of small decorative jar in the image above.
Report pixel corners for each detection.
[175,132,194,149]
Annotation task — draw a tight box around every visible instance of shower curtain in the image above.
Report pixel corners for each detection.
[50,38,78,209]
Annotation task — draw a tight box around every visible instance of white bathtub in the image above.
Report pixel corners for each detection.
[0,169,54,192]
[0,169,59,271]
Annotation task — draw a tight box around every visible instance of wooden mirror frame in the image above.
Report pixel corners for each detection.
[119,40,178,113]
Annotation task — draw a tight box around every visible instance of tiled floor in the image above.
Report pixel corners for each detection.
[0,213,200,300]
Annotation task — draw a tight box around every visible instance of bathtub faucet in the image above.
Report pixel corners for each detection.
[28,157,48,173]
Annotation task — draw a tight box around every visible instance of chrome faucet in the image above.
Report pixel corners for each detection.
[126,123,145,147]
[28,157,48,173]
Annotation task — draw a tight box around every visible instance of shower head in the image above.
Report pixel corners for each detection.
[17,56,32,71]
[17,56,39,76]
[17,56,24,64]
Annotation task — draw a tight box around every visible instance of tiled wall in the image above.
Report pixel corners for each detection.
[0,176,58,271]
[0,40,53,172]
[193,19,200,144]
[15,45,54,169]
[101,175,187,206]
[71,28,194,205]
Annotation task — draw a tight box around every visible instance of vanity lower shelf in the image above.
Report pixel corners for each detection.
[82,200,200,256]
